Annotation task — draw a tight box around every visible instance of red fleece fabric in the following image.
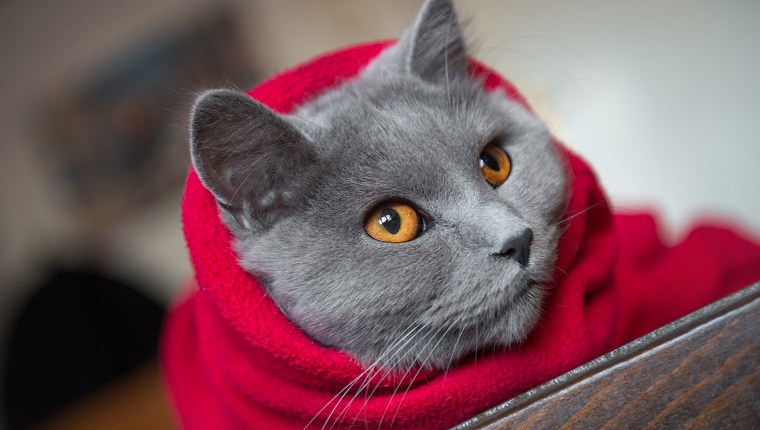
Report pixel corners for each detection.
[161,41,760,429]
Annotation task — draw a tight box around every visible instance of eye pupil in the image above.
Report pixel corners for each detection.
[379,209,401,234]
[479,152,500,171]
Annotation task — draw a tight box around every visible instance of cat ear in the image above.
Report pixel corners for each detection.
[401,0,468,82]
[190,89,318,228]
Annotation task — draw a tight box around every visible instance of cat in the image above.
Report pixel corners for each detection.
[189,0,567,372]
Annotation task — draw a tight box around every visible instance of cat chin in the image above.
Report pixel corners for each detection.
[254,280,545,373]
[344,282,545,372]
[487,281,545,345]
[455,282,545,359]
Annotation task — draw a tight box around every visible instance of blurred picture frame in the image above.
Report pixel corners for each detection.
[42,9,259,226]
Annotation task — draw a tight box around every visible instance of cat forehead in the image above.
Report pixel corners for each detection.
[283,84,534,215]
[294,77,510,161]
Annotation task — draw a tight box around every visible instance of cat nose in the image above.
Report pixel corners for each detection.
[496,228,532,267]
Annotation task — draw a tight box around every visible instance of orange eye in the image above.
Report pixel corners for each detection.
[479,143,511,188]
[365,202,426,243]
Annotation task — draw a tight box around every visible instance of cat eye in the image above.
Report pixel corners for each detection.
[479,143,511,188]
[365,201,427,243]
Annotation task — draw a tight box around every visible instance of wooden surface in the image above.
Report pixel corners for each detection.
[32,360,176,430]
[454,282,760,430]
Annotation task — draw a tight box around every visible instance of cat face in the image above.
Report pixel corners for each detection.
[190,0,568,370]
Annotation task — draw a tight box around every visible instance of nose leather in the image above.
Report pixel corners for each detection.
[497,228,532,267]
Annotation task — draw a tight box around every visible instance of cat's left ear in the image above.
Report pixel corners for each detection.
[399,0,469,83]
[190,89,318,229]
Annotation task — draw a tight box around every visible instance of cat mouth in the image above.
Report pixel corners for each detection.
[478,278,539,321]
[511,279,539,304]
[467,279,543,352]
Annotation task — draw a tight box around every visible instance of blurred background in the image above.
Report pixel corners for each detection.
[1,0,759,428]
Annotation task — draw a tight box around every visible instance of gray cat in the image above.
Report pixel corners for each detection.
[189,0,567,371]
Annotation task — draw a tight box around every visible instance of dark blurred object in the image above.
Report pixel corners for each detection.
[42,9,258,229]
[2,269,166,430]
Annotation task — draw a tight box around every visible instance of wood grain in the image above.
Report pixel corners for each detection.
[453,282,760,430]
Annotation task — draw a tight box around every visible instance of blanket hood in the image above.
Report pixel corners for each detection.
[161,40,760,429]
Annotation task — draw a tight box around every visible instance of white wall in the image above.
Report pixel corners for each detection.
[462,0,760,238]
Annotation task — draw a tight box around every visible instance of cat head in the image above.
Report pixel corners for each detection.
[190,0,568,370]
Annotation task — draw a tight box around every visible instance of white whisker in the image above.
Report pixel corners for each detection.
[388,317,461,428]
[376,325,442,429]
[442,326,464,388]
[557,201,604,226]
[306,324,424,430]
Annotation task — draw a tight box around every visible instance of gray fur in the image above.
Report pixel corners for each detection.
[190,0,568,370]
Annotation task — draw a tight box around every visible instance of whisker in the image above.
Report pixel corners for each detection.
[444,22,452,108]
[442,326,464,389]
[291,113,327,131]
[553,264,569,276]
[388,317,461,427]
[544,300,574,310]
[305,324,424,430]
[376,325,443,429]
[331,366,383,430]
[481,45,570,80]
[557,201,604,226]
[330,321,437,429]
[334,326,423,430]
[474,321,479,365]
[327,324,429,430]
[493,34,589,65]
[320,364,376,430]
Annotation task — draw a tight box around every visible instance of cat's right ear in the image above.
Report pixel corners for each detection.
[190,89,318,229]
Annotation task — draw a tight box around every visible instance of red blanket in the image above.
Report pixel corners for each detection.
[161,41,760,429]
